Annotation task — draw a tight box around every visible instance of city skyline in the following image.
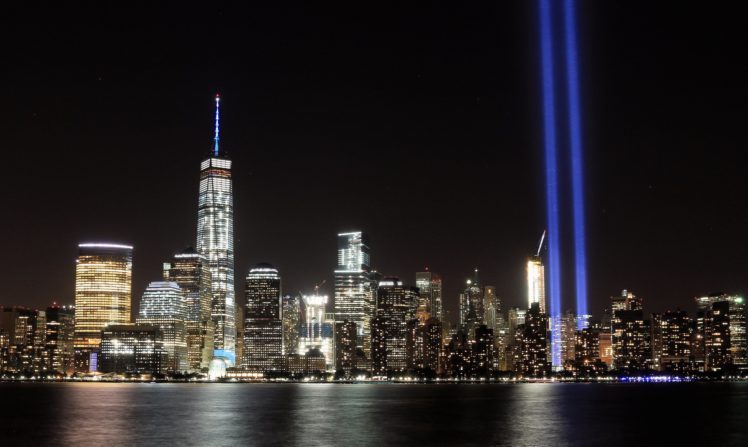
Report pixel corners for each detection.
[2,2,746,321]
[3,2,748,445]
[0,88,743,326]
[2,93,745,322]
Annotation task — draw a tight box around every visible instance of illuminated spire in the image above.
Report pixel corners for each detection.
[213,94,220,157]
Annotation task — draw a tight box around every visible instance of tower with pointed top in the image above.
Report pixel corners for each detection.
[196,94,237,365]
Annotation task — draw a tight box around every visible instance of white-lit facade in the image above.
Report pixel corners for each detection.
[334,231,374,357]
[196,99,236,366]
[99,324,167,375]
[136,281,188,372]
[299,294,335,370]
[527,255,546,313]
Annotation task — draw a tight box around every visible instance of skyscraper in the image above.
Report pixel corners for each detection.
[300,293,334,370]
[483,285,500,331]
[695,293,747,370]
[517,303,550,377]
[459,270,483,337]
[163,248,213,371]
[44,304,75,375]
[282,295,300,356]
[196,95,236,365]
[574,324,602,374]
[657,310,692,373]
[335,320,359,372]
[371,315,388,377]
[702,301,731,373]
[560,309,577,368]
[242,264,283,373]
[73,243,133,371]
[375,277,419,372]
[473,324,495,376]
[334,231,374,358]
[0,307,45,374]
[610,290,651,372]
[527,255,546,313]
[415,271,443,322]
[136,281,188,372]
[406,317,442,373]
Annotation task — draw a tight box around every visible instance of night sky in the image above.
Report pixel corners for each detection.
[2,2,746,320]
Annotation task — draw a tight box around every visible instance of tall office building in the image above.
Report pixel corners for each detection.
[703,301,731,372]
[299,293,334,370]
[0,307,45,374]
[73,243,133,371]
[574,325,602,373]
[371,315,388,376]
[474,324,495,375]
[483,285,500,331]
[243,264,283,372]
[527,255,546,313]
[334,231,374,358]
[656,310,692,373]
[406,317,442,373]
[335,320,359,372]
[695,294,746,370]
[415,271,443,322]
[45,304,75,375]
[136,281,188,372]
[196,95,236,365]
[516,303,550,377]
[459,275,483,325]
[282,295,301,356]
[610,290,651,372]
[99,324,167,375]
[560,309,577,367]
[459,271,483,340]
[163,248,213,371]
[375,277,419,372]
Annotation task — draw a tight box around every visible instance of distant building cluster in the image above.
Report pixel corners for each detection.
[2,97,747,381]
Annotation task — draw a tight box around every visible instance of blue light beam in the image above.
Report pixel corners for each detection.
[538,0,562,368]
[564,0,589,329]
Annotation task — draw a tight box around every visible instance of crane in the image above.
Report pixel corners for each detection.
[314,280,326,294]
[536,230,546,257]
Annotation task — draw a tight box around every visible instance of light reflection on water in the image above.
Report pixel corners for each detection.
[1,382,747,446]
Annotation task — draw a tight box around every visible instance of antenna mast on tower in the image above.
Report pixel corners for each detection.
[213,94,220,156]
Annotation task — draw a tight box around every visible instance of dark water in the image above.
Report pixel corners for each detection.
[1,382,747,446]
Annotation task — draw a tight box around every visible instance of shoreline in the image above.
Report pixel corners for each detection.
[2,377,744,384]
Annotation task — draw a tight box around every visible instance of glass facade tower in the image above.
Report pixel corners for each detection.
[376,277,419,371]
[334,231,374,357]
[136,281,188,372]
[73,243,133,354]
[527,255,546,313]
[163,248,213,371]
[242,264,283,372]
[196,95,236,365]
[695,294,747,370]
[415,271,443,322]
